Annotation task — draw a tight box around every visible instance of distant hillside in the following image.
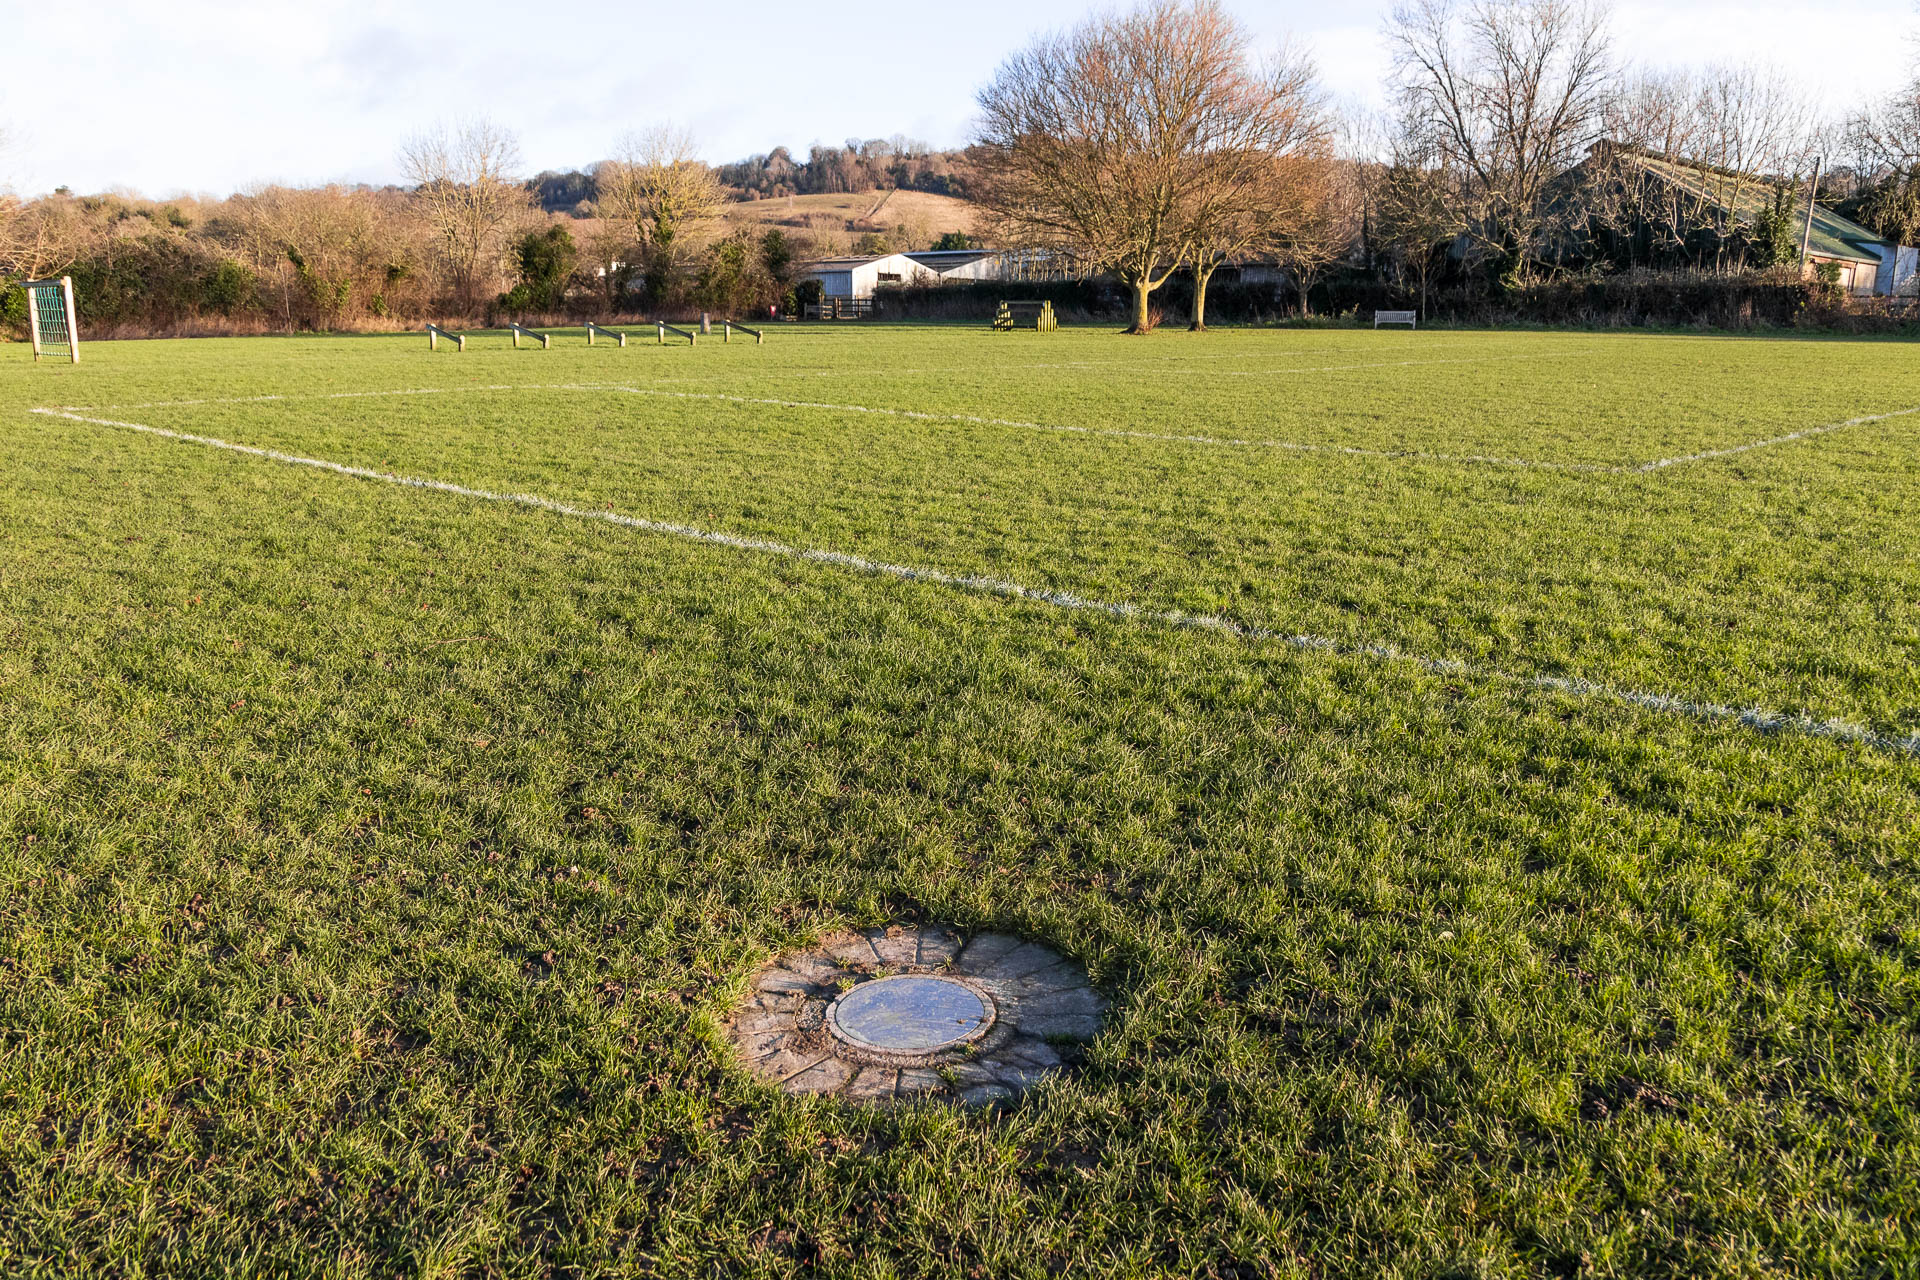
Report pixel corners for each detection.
[716,140,971,201]
[521,140,985,256]
[529,138,978,234]
[719,190,979,252]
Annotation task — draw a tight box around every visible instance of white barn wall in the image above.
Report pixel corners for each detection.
[796,254,939,300]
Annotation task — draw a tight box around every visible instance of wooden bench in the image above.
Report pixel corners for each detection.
[1373,310,1417,329]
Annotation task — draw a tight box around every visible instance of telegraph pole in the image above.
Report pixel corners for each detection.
[1799,155,1824,268]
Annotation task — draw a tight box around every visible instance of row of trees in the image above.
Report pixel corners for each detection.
[18,0,1920,335]
[970,0,1920,332]
[0,121,830,334]
[1370,0,1920,302]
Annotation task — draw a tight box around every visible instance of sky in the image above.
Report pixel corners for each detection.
[3,0,1916,199]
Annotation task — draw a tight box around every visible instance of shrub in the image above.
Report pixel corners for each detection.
[202,259,258,315]
[1750,186,1800,268]
[760,230,794,284]
[0,281,25,339]
[503,226,578,314]
[695,234,769,316]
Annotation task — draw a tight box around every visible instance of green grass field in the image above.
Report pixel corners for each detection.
[3,323,1918,1277]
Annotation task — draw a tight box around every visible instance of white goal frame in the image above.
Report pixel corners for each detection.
[23,276,80,364]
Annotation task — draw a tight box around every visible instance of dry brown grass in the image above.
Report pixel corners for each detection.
[719,191,978,245]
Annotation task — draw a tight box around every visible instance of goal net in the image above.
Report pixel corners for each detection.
[23,276,79,363]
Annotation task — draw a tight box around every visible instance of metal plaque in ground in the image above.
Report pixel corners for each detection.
[723,924,1106,1106]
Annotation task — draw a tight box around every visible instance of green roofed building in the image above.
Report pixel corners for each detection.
[1574,145,1913,297]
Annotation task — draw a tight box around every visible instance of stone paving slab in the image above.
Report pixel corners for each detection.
[980,941,1068,980]
[869,927,922,967]
[732,1008,799,1036]
[742,990,804,1014]
[822,931,883,968]
[1015,1013,1103,1041]
[955,933,1025,970]
[1016,985,1106,1018]
[1003,1038,1064,1069]
[1011,961,1087,993]
[777,952,854,986]
[754,968,822,995]
[782,1056,857,1094]
[748,1044,829,1082]
[897,1068,946,1095]
[913,925,964,967]
[844,1066,901,1101]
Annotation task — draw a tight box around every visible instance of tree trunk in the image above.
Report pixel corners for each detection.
[1127,276,1154,334]
[1189,264,1214,331]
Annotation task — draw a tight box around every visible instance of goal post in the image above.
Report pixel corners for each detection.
[23,277,79,364]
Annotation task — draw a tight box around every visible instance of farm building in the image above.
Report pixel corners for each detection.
[1573,147,1911,296]
[905,248,1078,283]
[792,253,940,301]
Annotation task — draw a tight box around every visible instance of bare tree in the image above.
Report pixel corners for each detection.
[1581,70,1704,268]
[228,184,401,330]
[1848,69,1920,245]
[1179,45,1331,330]
[1276,173,1346,315]
[1856,68,1920,176]
[1387,0,1613,285]
[597,125,724,305]
[1583,62,1816,271]
[399,119,530,313]
[1605,68,1698,160]
[1373,118,1466,317]
[974,0,1268,334]
[1692,63,1815,253]
[0,189,85,281]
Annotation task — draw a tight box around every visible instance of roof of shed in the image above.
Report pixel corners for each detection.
[797,255,898,269]
[905,250,999,265]
[1624,152,1890,264]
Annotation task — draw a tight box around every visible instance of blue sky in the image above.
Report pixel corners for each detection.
[4,0,1914,198]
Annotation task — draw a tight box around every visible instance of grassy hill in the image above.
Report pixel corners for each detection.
[719,190,980,254]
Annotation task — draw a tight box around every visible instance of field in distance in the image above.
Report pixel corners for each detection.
[2,323,1917,1275]
[717,188,979,242]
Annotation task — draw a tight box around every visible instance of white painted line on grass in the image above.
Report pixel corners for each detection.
[1632,404,1920,471]
[60,383,1920,476]
[73,384,1598,474]
[1219,352,1565,378]
[566,383,1617,473]
[76,386,520,412]
[772,348,1598,380]
[36,406,1920,758]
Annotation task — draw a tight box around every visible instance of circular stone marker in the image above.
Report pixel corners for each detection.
[827,974,995,1055]
[725,924,1107,1105]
